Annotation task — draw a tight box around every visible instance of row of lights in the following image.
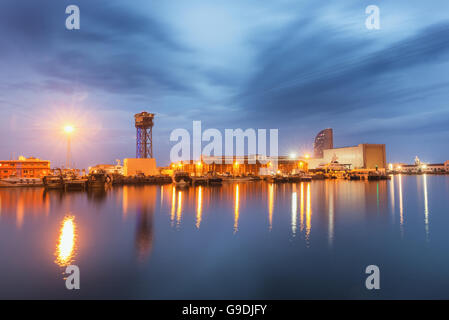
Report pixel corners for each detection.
[289,153,310,159]
[389,164,428,170]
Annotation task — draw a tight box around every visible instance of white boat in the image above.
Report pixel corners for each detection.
[0,177,43,187]
[317,161,349,171]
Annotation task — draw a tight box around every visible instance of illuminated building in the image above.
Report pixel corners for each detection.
[0,156,50,179]
[170,155,309,176]
[309,129,386,170]
[307,144,387,170]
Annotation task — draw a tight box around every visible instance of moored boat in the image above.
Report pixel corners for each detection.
[43,175,64,189]
[172,171,192,186]
[88,169,112,189]
[0,177,44,187]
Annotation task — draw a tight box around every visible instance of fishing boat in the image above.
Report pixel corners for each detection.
[0,177,43,188]
[43,175,64,189]
[88,169,112,189]
[172,171,192,186]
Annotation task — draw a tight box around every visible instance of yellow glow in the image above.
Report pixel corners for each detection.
[289,153,296,159]
[305,154,310,159]
[268,183,274,231]
[16,197,24,229]
[328,182,334,246]
[122,186,128,217]
[176,191,183,226]
[389,163,393,170]
[422,164,427,169]
[196,161,202,167]
[300,182,304,232]
[196,186,203,229]
[234,184,240,234]
[423,174,429,241]
[291,190,297,236]
[64,125,74,134]
[178,163,183,168]
[55,216,76,266]
[170,186,176,225]
[399,174,404,234]
[306,183,312,242]
[299,161,304,168]
[268,162,272,167]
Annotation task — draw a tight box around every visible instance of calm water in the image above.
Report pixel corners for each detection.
[1,175,449,299]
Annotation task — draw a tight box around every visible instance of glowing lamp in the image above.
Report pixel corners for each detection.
[64,125,74,134]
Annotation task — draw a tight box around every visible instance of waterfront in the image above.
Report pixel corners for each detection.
[1,175,449,299]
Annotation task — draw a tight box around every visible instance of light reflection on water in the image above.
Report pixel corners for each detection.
[55,216,77,267]
[1,176,449,299]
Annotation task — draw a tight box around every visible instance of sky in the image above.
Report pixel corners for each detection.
[0,0,448,168]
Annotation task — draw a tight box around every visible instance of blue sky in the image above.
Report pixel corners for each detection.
[0,0,448,167]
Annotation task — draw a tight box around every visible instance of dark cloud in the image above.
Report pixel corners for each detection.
[237,21,449,124]
[0,0,449,165]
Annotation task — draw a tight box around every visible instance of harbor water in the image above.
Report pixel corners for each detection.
[1,175,449,299]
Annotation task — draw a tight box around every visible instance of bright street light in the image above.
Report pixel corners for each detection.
[64,125,74,134]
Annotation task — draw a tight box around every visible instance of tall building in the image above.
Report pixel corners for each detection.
[313,128,333,158]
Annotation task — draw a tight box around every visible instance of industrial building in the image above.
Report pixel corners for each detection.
[307,125,387,171]
[0,156,51,179]
[124,158,158,176]
[167,129,386,176]
[170,155,308,176]
[307,143,386,170]
[121,112,158,176]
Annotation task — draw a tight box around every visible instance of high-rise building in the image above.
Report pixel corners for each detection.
[313,128,333,158]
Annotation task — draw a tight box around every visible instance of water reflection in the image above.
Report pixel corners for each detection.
[123,185,129,217]
[234,184,239,234]
[196,186,203,229]
[300,183,304,232]
[87,188,108,204]
[171,186,176,226]
[305,183,312,244]
[135,204,154,262]
[328,182,334,247]
[291,185,297,237]
[390,174,395,218]
[398,175,404,237]
[423,174,429,241]
[0,178,435,250]
[55,215,77,267]
[0,178,447,299]
[268,183,274,231]
[176,191,183,228]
